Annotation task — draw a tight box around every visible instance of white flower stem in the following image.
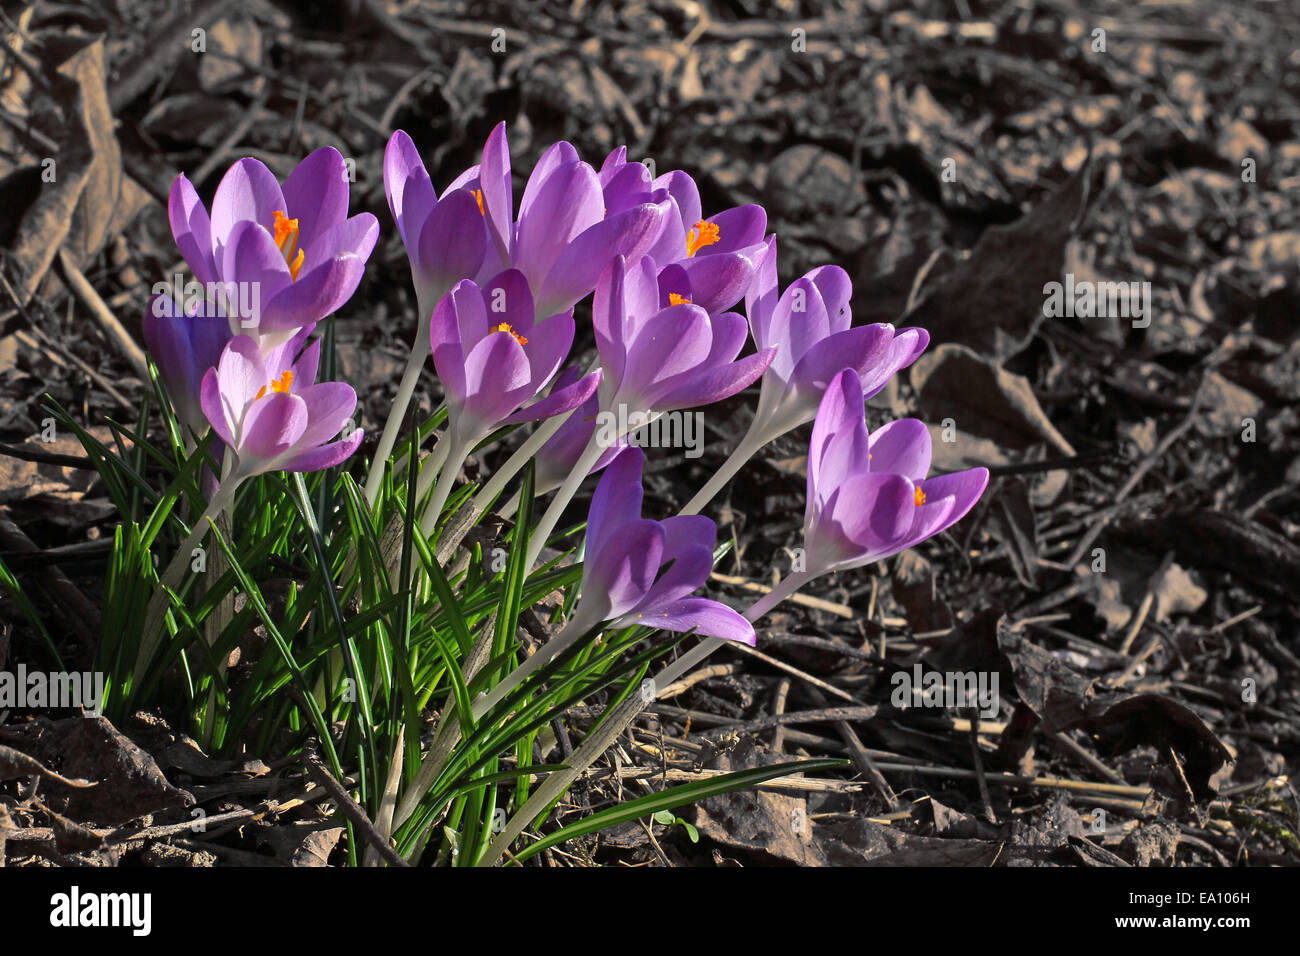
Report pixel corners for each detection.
[523,432,606,568]
[678,419,773,517]
[494,489,523,521]
[412,435,453,507]
[470,410,570,517]
[417,439,471,540]
[648,568,815,690]
[469,612,593,720]
[363,345,428,507]
[136,478,241,676]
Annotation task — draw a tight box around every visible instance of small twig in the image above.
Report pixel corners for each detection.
[1108,634,1162,689]
[302,742,411,868]
[190,91,270,185]
[695,705,877,741]
[657,662,738,700]
[967,709,997,823]
[730,641,861,705]
[1045,730,1125,785]
[54,249,150,381]
[770,677,791,753]
[710,572,853,618]
[1065,381,1208,569]
[804,686,897,810]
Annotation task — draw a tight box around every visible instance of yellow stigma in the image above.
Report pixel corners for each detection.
[491,322,528,345]
[914,487,926,507]
[255,369,294,400]
[473,189,486,216]
[272,210,305,280]
[686,219,720,257]
[668,293,691,306]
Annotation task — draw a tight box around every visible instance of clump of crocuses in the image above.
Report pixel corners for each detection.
[140,122,990,862]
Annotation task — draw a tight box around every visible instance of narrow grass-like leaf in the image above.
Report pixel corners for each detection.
[510,757,849,863]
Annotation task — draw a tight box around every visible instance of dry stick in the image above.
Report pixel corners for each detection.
[709,572,854,618]
[1211,604,1263,633]
[1045,730,1126,785]
[771,677,791,753]
[0,268,136,412]
[1108,633,1162,689]
[302,742,410,868]
[1119,550,1172,655]
[54,250,150,381]
[97,778,340,849]
[1064,377,1207,570]
[575,765,868,795]
[189,91,269,185]
[730,641,860,705]
[693,705,878,740]
[108,0,239,112]
[19,326,135,411]
[805,685,898,811]
[966,709,997,824]
[656,663,738,700]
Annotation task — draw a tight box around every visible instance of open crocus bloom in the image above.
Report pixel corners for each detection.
[143,294,232,438]
[200,330,362,479]
[594,254,774,423]
[475,123,671,317]
[745,238,930,440]
[600,149,767,315]
[168,147,379,348]
[383,130,489,320]
[571,448,754,643]
[804,370,988,575]
[430,271,599,447]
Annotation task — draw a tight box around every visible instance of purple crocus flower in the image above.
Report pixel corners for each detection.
[804,370,988,575]
[571,447,754,641]
[745,237,930,439]
[143,294,233,438]
[169,147,379,347]
[600,149,767,315]
[472,444,752,716]
[430,270,600,447]
[199,330,362,479]
[383,130,489,319]
[523,252,775,569]
[475,123,672,317]
[594,254,774,420]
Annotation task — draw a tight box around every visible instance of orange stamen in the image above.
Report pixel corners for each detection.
[473,189,486,216]
[686,220,720,257]
[255,369,295,400]
[915,487,926,507]
[272,210,304,280]
[491,322,528,345]
[668,293,691,306]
